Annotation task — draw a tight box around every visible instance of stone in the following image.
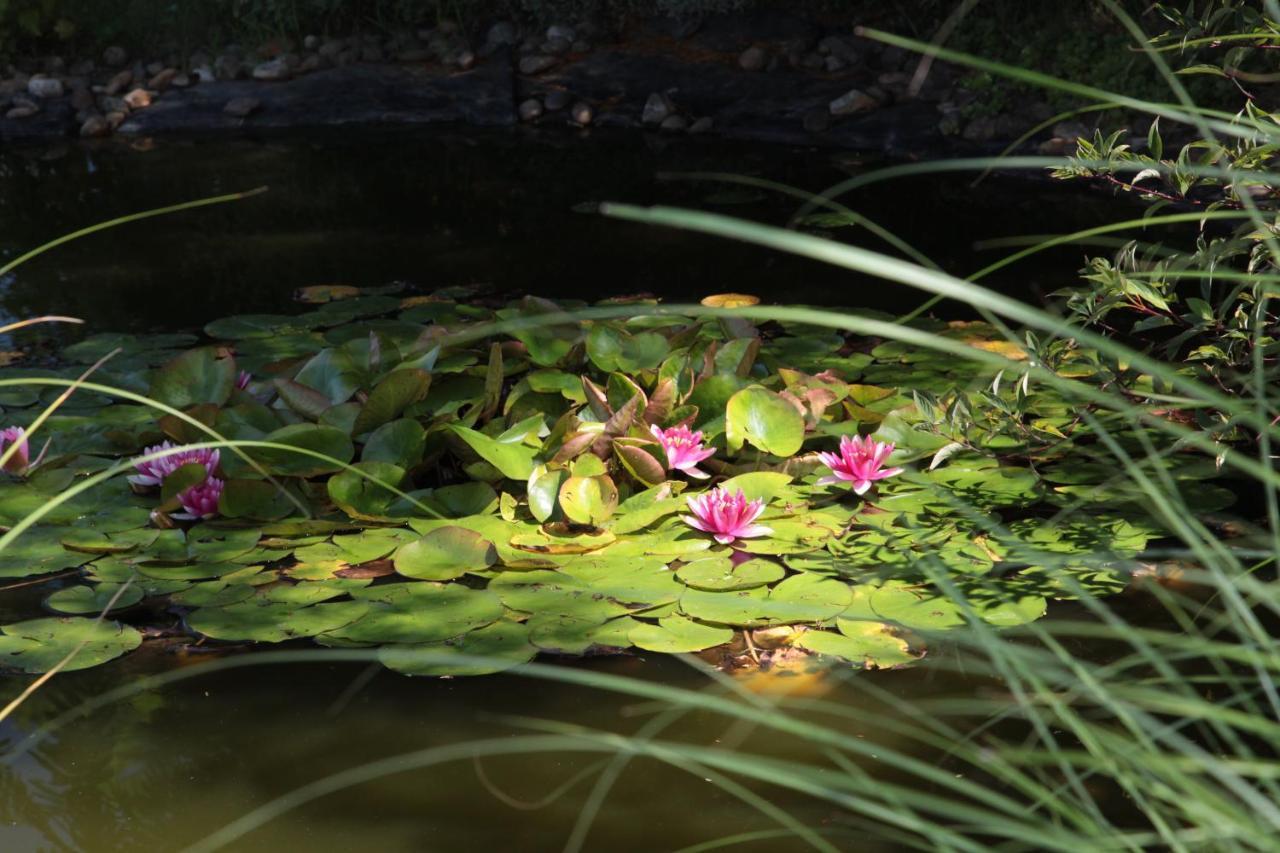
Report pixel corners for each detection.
[79,114,111,137]
[170,73,192,88]
[223,96,260,118]
[1037,137,1074,155]
[1052,120,1092,142]
[546,24,576,42]
[98,95,129,113]
[70,86,95,111]
[123,88,151,109]
[660,114,687,132]
[518,54,557,75]
[738,45,767,71]
[145,61,164,76]
[455,50,476,70]
[105,110,126,129]
[817,35,858,63]
[303,34,320,51]
[518,98,543,121]
[828,88,877,116]
[252,58,291,82]
[824,55,846,73]
[103,45,128,67]
[487,21,518,46]
[544,89,571,111]
[570,101,593,125]
[962,115,997,142]
[689,116,714,134]
[192,65,216,83]
[104,69,133,95]
[148,68,178,90]
[26,75,63,99]
[642,92,674,125]
[542,36,571,56]
[319,40,345,61]
[803,107,830,133]
[214,54,244,80]
[298,54,323,74]
[5,104,37,119]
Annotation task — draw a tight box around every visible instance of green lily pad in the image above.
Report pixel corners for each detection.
[45,583,144,615]
[0,617,142,673]
[795,622,920,669]
[676,556,784,590]
[394,527,497,581]
[189,600,368,642]
[326,583,503,644]
[379,620,537,677]
[725,385,805,457]
[629,616,733,653]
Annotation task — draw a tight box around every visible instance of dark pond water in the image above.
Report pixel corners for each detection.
[0,128,1162,851]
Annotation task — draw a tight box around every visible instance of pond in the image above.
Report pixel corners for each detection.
[0,129,1217,851]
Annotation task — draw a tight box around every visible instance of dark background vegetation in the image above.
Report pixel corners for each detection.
[0,0,1185,104]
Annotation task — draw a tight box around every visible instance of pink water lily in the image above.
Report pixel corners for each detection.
[649,424,715,479]
[817,434,904,495]
[235,370,252,390]
[128,441,221,488]
[682,487,772,545]
[172,476,224,520]
[0,426,29,475]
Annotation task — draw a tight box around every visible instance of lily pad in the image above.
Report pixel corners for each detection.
[45,583,144,615]
[379,620,536,677]
[629,616,733,653]
[0,617,142,673]
[394,527,497,581]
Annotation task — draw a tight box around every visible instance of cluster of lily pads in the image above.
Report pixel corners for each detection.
[0,285,1235,677]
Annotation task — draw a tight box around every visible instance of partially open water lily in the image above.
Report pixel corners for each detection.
[817,434,903,495]
[236,370,252,390]
[682,487,771,545]
[172,476,224,520]
[0,426,29,475]
[129,441,221,488]
[650,423,715,479]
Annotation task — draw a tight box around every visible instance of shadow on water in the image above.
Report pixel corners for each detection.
[0,128,1135,336]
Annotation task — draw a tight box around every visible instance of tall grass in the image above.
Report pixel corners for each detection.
[4,11,1280,852]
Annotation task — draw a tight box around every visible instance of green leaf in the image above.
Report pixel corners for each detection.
[331,583,503,644]
[189,600,369,643]
[149,347,235,408]
[379,620,536,677]
[294,348,362,404]
[218,479,295,520]
[273,378,332,420]
[253,424,355,477]
[795,622,919,669]
[0,617,142,672]
[558,474,619,525]
[394,526,497,581]
[160,462,208,505]
[45,583,144,615]
[629,615,733,653]
[353,368,432,436]
[725,385,805,456]
[527,466,566,523]
[677,556,784,590]
[716,471,792,503]
[327,461,408,520]
[362,418,427,469]
[450,425,537,480]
